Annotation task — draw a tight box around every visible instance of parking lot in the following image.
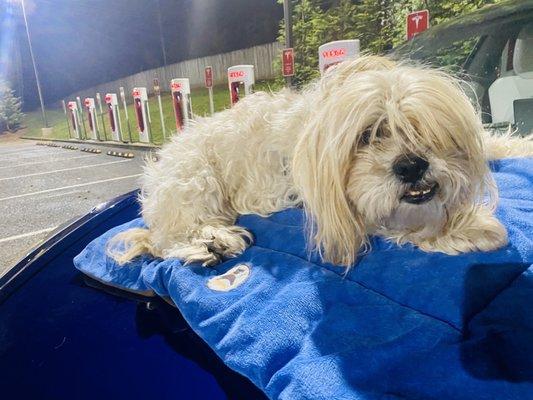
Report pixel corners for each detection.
[0,139,149,276]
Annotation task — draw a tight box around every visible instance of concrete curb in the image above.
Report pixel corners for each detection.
[21,136,160,151]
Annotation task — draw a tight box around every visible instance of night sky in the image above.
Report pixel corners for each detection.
[6,0,282,109]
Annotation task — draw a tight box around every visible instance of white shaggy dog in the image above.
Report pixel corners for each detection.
[110,56,533,268]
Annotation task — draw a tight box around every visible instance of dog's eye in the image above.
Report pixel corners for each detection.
[359,127,386,147]
[360,130,372,146]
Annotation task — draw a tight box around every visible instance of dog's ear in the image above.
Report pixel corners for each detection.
[292,59,382,267]
[291,57,397,268]
[292,125,367,267]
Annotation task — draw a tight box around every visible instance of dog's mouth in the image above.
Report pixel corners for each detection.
[401,182,439,204]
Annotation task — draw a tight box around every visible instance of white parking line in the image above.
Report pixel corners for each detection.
[0,154,97,170]
[0,159,132,182]
[0,147,56,156]
[1,152,65,162]
[40,189,81,200]
[0,226,57,244]
[0,174,142,202]
[0,145,48,152]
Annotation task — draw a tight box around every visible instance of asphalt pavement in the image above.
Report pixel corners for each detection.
[0,137,149,276]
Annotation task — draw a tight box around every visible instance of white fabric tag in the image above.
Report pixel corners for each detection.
[207,264,251,292]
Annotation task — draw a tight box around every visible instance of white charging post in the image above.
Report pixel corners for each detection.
[105,93,122,142]
[67,101,81,139]
[227,65,254,106]
[132,87,151,143]
[318,39,360,75]
[96,92,107,140]
[84,97,99,140]
[170,78,192,132]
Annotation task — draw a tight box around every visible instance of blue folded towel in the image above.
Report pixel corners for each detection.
[74,158,533,400]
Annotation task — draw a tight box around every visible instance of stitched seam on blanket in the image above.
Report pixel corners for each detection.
[344,278,463,333]
[251,244,463,334]
[463,264,531,327]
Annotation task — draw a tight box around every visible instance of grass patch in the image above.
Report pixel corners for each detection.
[23,80,283,144]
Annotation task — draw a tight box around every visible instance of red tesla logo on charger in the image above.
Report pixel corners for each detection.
[84,99,90,106]
[322,48,346,59]
[282,48,295,77]
[105,95,112,103]
[205,66,213,88]
[68,103,75,109]
[171,82,182,90]
[407,10,429,40]
[229,71,245,78]
[132,90,141,97]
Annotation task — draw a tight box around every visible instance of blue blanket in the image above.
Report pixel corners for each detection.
[74,158,533,400]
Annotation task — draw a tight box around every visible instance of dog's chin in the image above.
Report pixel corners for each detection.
[382,187,447,239]
[400,182,439,205]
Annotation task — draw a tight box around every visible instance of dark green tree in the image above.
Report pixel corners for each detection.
[352,0,395,53]
[277,0,329,86]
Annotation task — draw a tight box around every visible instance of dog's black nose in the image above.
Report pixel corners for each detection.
[393,155,429,183]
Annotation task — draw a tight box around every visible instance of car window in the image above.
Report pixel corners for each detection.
[392,12,533,133]
[423,36,482,72]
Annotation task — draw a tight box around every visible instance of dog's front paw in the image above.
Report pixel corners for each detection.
[204,225,253,258]
[165,225,253,267]
[416,208,508,255]
[467,218,508,252]
[164,243,221,266]
[163,225,253,267]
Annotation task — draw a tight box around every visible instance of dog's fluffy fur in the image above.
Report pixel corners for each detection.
[109,56,533,268]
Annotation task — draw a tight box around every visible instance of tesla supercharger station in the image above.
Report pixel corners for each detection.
[318,39,360,75]
[67,101,81,139]
[84,97,99,140]
[132,87,151,143]
[227,65,254,106]
[105,93,122,142]
[170,78,192,132]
